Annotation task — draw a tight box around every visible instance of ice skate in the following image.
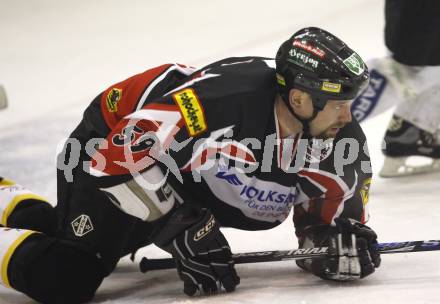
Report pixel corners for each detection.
[380,115,440,177]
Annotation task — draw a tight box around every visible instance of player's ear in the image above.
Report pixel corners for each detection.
[289,89,303,110]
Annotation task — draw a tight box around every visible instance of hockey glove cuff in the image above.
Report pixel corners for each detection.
[152,204,240,296]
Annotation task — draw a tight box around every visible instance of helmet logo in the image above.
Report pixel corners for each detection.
[343,53,365,76]
[292,40,325,58]
[322,82,341,93]
[288,48,319,72]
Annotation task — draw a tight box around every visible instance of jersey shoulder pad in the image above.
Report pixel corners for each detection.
[101,64,196,129]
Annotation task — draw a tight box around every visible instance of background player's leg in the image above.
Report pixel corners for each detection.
[379,66,440,177]
[392,66,440,134]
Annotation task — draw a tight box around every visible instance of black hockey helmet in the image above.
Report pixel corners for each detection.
[275,27,369,111]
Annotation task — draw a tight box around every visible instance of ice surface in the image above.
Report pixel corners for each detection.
[1,0,440,303]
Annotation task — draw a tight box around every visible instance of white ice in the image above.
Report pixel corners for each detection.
[1,0,440,303]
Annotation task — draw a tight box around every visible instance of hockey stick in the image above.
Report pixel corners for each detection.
[139,240,440,273]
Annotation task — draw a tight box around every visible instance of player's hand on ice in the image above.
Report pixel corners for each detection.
[298,218,381,281]
[153,205,240,296]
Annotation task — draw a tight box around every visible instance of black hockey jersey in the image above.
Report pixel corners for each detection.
[68,57,372,235]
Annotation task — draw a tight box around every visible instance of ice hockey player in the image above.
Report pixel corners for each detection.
[0,27,380,303]
[350,0,440,177]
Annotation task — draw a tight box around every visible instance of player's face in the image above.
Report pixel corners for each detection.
[309,99,353,139]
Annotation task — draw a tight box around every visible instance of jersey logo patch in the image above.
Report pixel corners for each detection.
[304,139,334,164]
[71,214,94,237]
[106,88,122,113]
[360,177,371,206]
[173,88,207,136]
[215,171,243,185]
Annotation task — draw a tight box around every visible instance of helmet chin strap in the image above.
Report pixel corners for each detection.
[281,96,319,139]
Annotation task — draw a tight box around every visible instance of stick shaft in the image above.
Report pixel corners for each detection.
[139,240,440,273]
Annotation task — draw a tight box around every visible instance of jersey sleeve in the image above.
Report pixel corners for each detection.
[292,120,372,236]
[83,95,190,221]
[81,64,214,222]
[89,101,186,177]
[99,63,196,130]
[87,62,202,179]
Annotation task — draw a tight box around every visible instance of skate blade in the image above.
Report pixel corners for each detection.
[379,156,440,178]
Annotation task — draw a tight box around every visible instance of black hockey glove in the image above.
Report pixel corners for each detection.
[153,205,240,296]
[297,217,381,281]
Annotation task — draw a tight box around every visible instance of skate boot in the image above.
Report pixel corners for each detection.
[379,115,440,177]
